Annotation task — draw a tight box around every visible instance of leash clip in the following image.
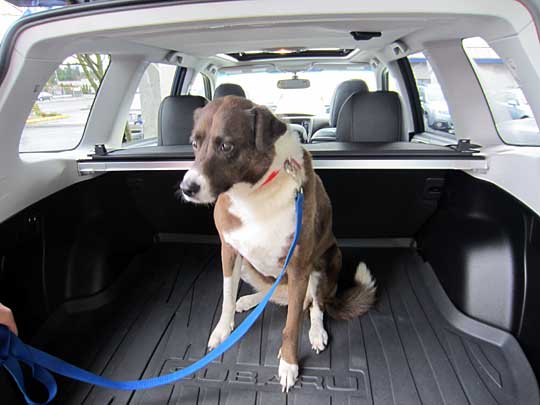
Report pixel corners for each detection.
[284,157,303,190]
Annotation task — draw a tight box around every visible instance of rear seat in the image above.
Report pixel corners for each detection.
[158,95,207,145]
[310,79,368,143]
[336,90,404,142]
[213,83,246,99]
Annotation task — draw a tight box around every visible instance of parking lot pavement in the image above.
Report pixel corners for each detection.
[20,95,95,152]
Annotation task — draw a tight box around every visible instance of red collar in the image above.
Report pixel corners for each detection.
[258,169,280,190]
[257,158,302,191]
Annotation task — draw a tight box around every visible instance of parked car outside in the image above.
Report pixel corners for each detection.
[128,110,144,141]
[418,84,454,133]
[37,91,52,101]
[498,89,533,120]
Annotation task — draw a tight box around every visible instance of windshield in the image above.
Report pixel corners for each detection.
[216,68,375,116]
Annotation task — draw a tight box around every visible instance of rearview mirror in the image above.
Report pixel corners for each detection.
[277,77,310,89]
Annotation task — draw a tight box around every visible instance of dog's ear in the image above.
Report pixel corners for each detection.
[249,106,287,151]
[193,107,203,123]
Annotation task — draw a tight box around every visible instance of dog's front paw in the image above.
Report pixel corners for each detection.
[309,324,328,354]
[208,321,233,350]
[278,358,298,392]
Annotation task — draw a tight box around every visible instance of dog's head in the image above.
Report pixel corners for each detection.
[180,96,287,204]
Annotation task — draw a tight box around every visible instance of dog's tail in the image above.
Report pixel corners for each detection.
[325,262,376,320]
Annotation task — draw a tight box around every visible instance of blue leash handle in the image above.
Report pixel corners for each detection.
[0,191,304,404]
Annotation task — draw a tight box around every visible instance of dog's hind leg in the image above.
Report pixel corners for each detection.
[236,292,264,312]
[307,271,328,353]
[238,259,288,306]
[208,246,242,350]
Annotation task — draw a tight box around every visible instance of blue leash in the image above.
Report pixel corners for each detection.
[0,190,304,405]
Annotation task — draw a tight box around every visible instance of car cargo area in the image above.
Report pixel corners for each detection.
[8,243,536,405]
[3,0,540,403]
[1,168,539,404]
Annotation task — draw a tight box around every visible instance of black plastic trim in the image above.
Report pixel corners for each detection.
[83,142,484,161]
[397,57,425,137]
[350,31,382,41]
[171,67,187,96]
[228,48,353,61]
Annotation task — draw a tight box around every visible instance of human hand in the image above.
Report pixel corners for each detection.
[0,303,18,335]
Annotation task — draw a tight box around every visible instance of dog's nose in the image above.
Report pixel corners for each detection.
[181,181,201,197]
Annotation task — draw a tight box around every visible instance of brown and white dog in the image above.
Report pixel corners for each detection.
[180,96,376,392]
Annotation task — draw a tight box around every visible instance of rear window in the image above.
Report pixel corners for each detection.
[19,54,109,152]
[409,53,455,140]
[189,72,209,98]
[463,37,540,146]
[122,63,176,147]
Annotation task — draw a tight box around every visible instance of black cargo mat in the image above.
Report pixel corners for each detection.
[32,244,538,405]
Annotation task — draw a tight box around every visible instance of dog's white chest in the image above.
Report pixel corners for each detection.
[223,196,296,278]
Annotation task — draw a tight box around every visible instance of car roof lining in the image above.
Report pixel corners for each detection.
[106,13,524,64]
[12,8,529,71]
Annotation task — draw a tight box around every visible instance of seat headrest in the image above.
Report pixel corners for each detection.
[329,79,369,126]
[336,91,403,143]
[214,83,246,99]
[158,95,207,146]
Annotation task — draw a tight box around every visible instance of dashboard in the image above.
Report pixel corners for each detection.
[279,115,330,143]
[287,116,312,135]
[286,116,312,143]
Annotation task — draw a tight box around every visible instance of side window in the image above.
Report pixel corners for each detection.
[123,63,176,146]
[382,68,413,136]
[20,54,109,152]
[409,53,455,140]
[463,37,540,146]
[189,73,207,98]
[388,74,400,93]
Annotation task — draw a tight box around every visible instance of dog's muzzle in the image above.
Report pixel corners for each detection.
[180,180,200,198]
[180,169,215,204]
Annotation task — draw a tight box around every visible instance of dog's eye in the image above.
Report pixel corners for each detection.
[191,140,198,150]
[219,143,234,153]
